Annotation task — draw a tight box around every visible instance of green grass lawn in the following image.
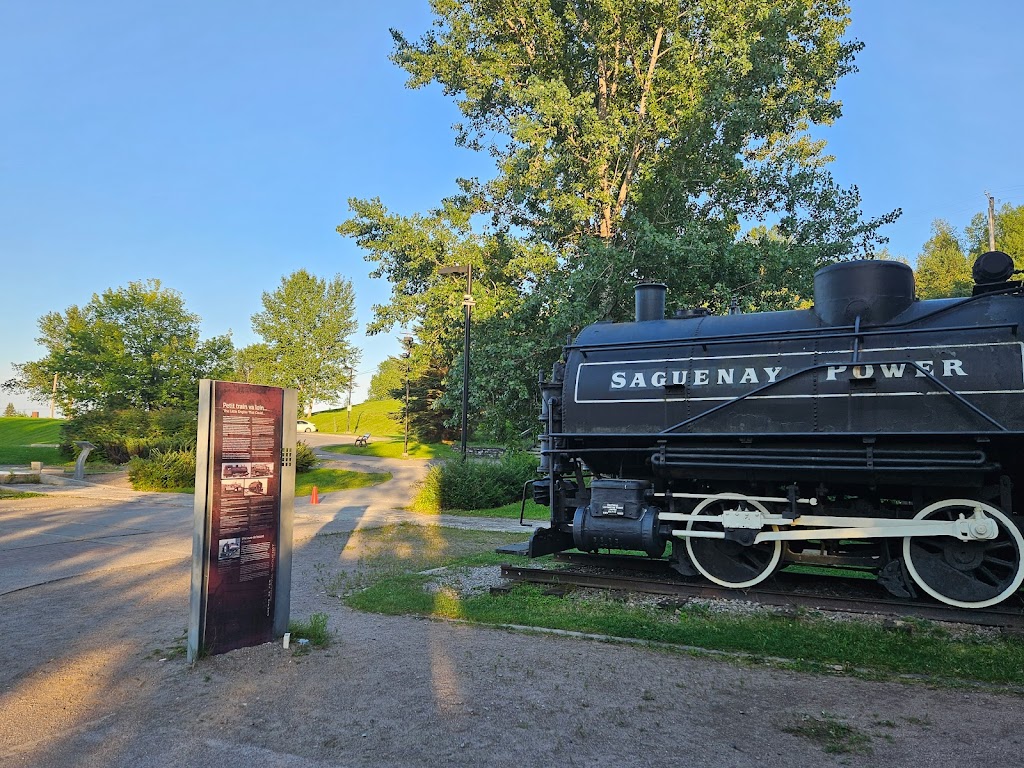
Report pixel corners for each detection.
[0,417,64,465]
[130,466,391,495]
[330,524,1024,688]
[0,488,46,499]
[322,438,455,460]
[294,467,391,496]
[418,498,549,520]
[307,399,403,436]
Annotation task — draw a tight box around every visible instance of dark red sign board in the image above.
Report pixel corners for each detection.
[202,381,284,654]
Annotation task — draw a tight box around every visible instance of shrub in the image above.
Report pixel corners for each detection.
[127,449,197,491]
[61,408,198,464]
[414,451,538,512]
[295,441,319,473]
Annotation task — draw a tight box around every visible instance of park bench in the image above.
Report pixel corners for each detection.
[354,433,371,447]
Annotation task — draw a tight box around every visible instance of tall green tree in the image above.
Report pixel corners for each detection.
[368,355,405,401]
[244,270,360,415]
[965,202,1024,268]
[5,280,233,415]
[342,0,898,440]
[914,220,972,299]
[391,0,891,249]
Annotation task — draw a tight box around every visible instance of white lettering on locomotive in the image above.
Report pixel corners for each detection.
[943,359,967,376]
[580,342,1022,404]
[611,358,968,392]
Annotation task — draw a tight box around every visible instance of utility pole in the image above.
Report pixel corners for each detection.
[987,192,997,252]
[50,373,58,419]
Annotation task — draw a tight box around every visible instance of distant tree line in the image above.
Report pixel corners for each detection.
[914,203,1024,299]
[2,271,361,467]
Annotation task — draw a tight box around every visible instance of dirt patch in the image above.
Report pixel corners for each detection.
[84,470,135,489]
[3,500,1024,767]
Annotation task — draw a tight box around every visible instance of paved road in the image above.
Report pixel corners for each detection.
[0,437,540,596]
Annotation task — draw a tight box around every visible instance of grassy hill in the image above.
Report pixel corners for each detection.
[0,417,64,465]
[308,399,404,436]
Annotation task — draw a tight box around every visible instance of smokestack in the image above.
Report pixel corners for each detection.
[634,283,667,322]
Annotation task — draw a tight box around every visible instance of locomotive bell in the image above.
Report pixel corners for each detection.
[635,282,667,322]
[813,259,915,327]
[972,250,1015,285]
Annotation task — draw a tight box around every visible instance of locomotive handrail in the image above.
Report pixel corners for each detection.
[659,360,1009,433]
[570,284,1024,357]
[566,322,1018,356]
[542,432,1023,443]
[885,283,1024,328]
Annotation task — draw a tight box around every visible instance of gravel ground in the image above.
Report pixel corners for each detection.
[3,459,1024,766]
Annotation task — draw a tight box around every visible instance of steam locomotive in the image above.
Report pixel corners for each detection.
[530,253,1024,609]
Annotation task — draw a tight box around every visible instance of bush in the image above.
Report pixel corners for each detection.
[128,449,197,491]
[295,441,318,473]
[61,408,198,464]
[414,451,538,512]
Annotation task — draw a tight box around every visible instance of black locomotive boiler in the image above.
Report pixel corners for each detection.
[530,254,1024,609]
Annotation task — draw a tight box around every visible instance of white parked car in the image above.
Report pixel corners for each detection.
[297,420,318,433]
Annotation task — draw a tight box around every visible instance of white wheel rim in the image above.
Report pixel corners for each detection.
[685,493,782,589]
[903,499,1024,609]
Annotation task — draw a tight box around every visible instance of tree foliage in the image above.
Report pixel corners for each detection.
[914,220,972,299]
[341,0,899,440]
[242,270,360,415]
[392,0,891,249]
[6,280,233,415]
[964,202,1024,268]
[368,355,405,401]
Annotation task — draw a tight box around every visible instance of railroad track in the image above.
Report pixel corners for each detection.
[499,554,1024,631]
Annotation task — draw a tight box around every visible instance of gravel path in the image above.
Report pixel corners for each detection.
[2,445,1023,767]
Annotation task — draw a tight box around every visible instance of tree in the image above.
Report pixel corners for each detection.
[914,220,972,299]
[342,0,899,439]
[391,0,893,248]
[3,402,18,417]
[368,356,405,401]
[245,270,360,415]
[964,202,1024,268]
[6,280,233,415]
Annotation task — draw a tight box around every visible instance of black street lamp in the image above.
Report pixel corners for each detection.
[401,335,413,458]
[346,364,354,434]
[438,264,474,459]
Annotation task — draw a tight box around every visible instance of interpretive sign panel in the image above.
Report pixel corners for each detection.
[188,380,297,661]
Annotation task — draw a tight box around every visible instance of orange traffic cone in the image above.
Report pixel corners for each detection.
[311,485,320,505]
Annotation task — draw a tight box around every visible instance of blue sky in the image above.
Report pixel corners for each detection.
[2,1,1022,414]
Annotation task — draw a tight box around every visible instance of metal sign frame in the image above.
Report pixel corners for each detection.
[188,380,297,662]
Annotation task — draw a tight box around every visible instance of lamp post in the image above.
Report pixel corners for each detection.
[401,335,413,458]
[438,264,474,459]
[346,365,354,434]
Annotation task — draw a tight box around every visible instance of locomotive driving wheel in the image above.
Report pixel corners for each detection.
[903,499,1024,608]
[684,494,782,589]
